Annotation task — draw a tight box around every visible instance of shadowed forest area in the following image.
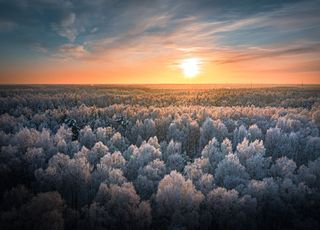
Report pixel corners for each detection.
[0,85,320,230]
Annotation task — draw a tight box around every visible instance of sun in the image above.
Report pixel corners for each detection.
[180,58,201,78]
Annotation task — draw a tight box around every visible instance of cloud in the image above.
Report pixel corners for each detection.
[52,12,77,42]
[91,27,98,33]
[0,20,17,31]
[31,43,48,53]
[58,43,87,58]
[215,43,320,64]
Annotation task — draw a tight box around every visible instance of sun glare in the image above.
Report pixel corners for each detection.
[180,58,201,78]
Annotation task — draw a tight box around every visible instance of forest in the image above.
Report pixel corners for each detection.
[0,85,320,230]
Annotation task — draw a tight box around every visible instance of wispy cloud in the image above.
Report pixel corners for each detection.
[57,43,87,58]
[31,43,48,53]
[52,12,77,42]
[0,19,17,31]
[216,43,320,64]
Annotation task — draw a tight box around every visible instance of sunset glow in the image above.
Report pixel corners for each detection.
[0,0,319,84]
[180,58,201,78]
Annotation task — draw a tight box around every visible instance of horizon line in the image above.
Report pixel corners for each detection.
[0,83,319,86]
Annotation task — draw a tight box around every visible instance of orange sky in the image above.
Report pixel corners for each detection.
[1,53,319,84]
[0,0,319,84]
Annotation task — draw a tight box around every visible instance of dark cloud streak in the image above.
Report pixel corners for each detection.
[217,43,320,64]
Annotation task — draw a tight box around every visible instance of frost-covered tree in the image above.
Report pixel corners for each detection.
[200,117,228,148]
[162,139,182,162]
[236,138,265,165]
[184,157,211,182]
[248,124,263,142]
[1,191,64,230]
[197,173,215,195]
[166,153,186,172]
[312,109,320,126]
[304,137,320,162]
[35,153,91,208]
[205,187,257,229]
[298,157,320,190]
[24,147,46,178]
[155,171,204,229]
[131,119,156,141]
[201,138,227,172]
[99,150,126,170]
[135,159,166,199]
[13,128,39,151]
[96,126,114,144]
[79,125,96,149]
[89,182,151,229]
[265,127,283,158]
[271,156,297,179]
[107,132,128,152]
[246,153,271,180]
[87,141,109,166]
[215,154,249,190]
[233,125,248,149]
[126,142,161,180]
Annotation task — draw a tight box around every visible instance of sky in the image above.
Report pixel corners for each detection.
[0,0,319,84]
